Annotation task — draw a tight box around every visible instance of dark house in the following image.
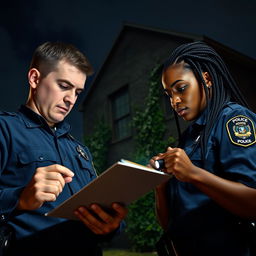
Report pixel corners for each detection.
[81,23,256,167]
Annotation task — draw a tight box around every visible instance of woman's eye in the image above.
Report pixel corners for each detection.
[177,85,188,93]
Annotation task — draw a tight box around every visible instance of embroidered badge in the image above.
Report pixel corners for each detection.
[226,115,256,147]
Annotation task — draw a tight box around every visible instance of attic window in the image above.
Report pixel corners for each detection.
[110,86,131,141]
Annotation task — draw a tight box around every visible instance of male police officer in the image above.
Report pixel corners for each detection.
[0,42,127,256]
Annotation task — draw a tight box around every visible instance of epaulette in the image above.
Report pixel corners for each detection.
[67,133,76,141]
[0,111,17,116]
[67,133,88,148]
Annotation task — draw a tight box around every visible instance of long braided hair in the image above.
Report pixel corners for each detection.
[163,41,249,163]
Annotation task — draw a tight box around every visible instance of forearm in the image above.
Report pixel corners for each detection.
[191,166,256,219]
[155,182,170,230]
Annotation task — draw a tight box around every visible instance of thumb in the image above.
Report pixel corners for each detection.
[64,176,73,183]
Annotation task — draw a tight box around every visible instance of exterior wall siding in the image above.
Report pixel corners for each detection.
[82,25,256,167]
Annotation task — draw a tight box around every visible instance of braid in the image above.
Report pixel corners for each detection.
[163,41,249,164]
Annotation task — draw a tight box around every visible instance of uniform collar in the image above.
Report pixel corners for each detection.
[192,107,208,129]
[18,105,71,136]
[193,101,234,128]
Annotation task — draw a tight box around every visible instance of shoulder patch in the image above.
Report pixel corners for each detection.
[226,115,256,147]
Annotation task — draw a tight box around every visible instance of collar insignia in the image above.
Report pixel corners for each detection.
[226,115,256,147]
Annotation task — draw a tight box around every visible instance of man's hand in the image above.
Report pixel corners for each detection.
[17,164,74,210]
[74,203,127,235]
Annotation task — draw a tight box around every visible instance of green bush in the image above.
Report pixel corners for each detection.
[125,192,162,252]
[84,119,111,174]
[84,65,176,252]
[125,65,175,252]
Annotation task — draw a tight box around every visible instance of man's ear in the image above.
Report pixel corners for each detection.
[202,72,212,88]
[28,68,41,89]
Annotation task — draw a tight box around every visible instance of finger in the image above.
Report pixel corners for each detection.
[164,155,177,169]
[149,159,156,168]
[45,164,74,178]
[74,210,104,234]
[150,154,166,168]
[91,204,114,224]
[90,204,122,233]
[64,176,73,183]
[45,172,65,188]
[41,184,62,196]
[91,203,126,228]
[44,179,63,193]
[151,153,165,161]
[155,153,165,160]
[112,203,128,219]
[75,207,105,233]
[35,191,57,202]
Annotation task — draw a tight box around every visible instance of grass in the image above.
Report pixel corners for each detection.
[103,250,157,256]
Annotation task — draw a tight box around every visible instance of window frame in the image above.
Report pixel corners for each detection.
[109,85,132,142]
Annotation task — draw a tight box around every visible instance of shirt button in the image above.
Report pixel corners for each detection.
[39,156,44,161]
[0,214,5,221]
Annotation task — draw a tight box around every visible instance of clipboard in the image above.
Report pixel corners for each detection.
[45,159,171,220]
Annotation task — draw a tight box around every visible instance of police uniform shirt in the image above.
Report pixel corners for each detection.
[167,102,256,255]
[0,105,100,248]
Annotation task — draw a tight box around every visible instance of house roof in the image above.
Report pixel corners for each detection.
[80,22,256,110]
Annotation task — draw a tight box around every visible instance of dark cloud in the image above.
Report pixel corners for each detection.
[0,0,255,139]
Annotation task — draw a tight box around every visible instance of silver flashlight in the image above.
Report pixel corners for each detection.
[154,159,165,170]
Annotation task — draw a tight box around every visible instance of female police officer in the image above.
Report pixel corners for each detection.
[151,42,256,256]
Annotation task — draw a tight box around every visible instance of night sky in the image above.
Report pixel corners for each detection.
[0,0,255,140]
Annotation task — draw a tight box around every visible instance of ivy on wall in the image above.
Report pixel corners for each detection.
[84,119,112,174]
[125,64,176,252]
[84,64,176,252]
[132,65,175,161]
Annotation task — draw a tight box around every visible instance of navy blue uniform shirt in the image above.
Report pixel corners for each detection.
[167,102,256,255]
[0,105,111,254]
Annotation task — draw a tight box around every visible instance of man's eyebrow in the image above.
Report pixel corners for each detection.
[57,79,75,87]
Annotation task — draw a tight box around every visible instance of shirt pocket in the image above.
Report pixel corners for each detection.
[189,146,217,173]
[18,150,57,167]
[189,148,203,167]
[16,150,57,183]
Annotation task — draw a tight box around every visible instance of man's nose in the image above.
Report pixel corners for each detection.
[64,91,76,105]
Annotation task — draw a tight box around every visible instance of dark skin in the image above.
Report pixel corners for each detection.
[151,62,256,230]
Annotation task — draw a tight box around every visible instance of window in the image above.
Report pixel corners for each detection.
[110,86,131,141]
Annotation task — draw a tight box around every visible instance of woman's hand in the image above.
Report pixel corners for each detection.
[150,147,200,182]
[163,147,200,182]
